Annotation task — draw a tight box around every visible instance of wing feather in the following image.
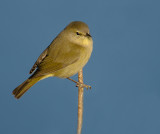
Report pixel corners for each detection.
[29,47,48,74]
[35,46,80,76]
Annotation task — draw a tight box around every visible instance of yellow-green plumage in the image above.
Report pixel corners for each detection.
[12,21,93,99]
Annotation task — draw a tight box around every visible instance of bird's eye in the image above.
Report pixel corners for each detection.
[76,32,80,35]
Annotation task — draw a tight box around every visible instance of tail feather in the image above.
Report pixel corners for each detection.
[12,77,42,99]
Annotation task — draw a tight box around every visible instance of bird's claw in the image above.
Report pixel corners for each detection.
[76,82,91,90]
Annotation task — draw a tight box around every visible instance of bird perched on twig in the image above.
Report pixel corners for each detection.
[12,21,93,99]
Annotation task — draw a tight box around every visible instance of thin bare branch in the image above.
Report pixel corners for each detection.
[77,69,84,134]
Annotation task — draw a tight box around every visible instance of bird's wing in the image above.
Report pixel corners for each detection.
[35,46,80,76]
[29,47,49,74]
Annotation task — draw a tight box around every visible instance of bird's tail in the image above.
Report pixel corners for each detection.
[12,75,44,99]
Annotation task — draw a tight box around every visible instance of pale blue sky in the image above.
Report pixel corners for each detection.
[0,0,160,134]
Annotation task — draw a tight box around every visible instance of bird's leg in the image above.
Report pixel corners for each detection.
[67,77,91,89]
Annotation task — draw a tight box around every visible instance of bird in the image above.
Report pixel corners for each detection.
[12,21,93,99]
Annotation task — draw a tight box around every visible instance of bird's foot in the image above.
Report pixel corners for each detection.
[67,77,91,90]
[76,82,91,90]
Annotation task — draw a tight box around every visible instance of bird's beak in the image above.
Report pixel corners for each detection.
[86,33,92,37]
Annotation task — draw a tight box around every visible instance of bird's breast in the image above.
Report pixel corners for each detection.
[54,44,92,78]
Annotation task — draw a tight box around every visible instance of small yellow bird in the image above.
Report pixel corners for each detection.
[12,21,93,99]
